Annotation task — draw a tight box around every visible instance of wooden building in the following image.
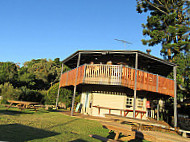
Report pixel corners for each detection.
[57,50,177,126]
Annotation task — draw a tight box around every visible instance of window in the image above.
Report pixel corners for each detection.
[126,97,133,108]
[137,98,144,107]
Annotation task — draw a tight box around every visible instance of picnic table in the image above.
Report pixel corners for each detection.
[7,100,40,111]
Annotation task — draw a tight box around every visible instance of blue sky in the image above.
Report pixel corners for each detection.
[0,0,162,65]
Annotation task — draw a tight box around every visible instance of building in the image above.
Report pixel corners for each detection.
[58,50,177,126]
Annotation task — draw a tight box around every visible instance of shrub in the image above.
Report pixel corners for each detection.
[18,86,45,104]
[46,83,73,108]
[0,82,21,103]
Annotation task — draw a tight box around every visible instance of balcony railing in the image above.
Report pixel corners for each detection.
[59,64,174,97]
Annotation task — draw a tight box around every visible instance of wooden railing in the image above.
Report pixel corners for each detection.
[59,64,174,97]
[84,64,122,85]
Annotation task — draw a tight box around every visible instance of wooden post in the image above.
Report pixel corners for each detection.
[55,63,64,109]
[157,101,159,121]
[83,64,87,83]
[173,66,177,127]
[71,53,81,116]
[133,53,138,118]
[156,74,158,92]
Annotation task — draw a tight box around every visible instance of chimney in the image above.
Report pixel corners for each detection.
[146,49,151,55]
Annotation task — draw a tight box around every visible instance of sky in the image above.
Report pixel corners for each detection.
[0,0,163,65]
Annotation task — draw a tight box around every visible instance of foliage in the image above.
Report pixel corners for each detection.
[0,82,21,103]
[0,62,18,84]
[136,0,190,60]
[46,83,72,107]
[18,86,46,104]
[173,53,190,98]
[0,58,70,105]
[18,58,69,90]
[0,83,46,104]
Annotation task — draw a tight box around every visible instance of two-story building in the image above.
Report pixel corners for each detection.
[57,50,177,126]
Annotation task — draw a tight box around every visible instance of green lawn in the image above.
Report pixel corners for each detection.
[0,105,149,142]
[0,105,110,142]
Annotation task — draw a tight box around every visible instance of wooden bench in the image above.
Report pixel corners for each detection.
[105,114,184,134]
[100,122,136,140]
[93,106,146,119]
[100,121,190,141]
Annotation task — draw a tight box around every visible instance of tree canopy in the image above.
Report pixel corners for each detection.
[0,58,71,105]
[136,0,190,61]
[18,58,69,90]
[0,62,18,84]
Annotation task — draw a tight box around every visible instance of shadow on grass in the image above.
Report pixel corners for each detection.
[0,123,60,142]
[45,118,78,130]
[128,131,146,142]
[0,107,51,115]
[69,139,88,142]
[0,109,33,115]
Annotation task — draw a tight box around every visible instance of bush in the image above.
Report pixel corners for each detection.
[46,83,73,108]
[0,82,21,103]
[18,86,46,104]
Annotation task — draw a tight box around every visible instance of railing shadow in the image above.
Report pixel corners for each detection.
[0,123,60,142]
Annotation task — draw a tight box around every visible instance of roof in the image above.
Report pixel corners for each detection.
[62,50,176,76]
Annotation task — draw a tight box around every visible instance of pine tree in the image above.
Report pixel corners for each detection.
[136,0,190,61]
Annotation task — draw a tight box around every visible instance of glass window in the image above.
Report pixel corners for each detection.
[126,97,133,107]
[138,98,144,107]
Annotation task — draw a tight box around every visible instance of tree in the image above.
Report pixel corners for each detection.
[136,0,190,61]
[0,82,21,103]
[19,59,69,90]
[173,52,190,97]
[0,62,18,85]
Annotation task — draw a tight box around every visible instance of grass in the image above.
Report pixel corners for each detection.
[0,105,109,142]
[0,105,150,142]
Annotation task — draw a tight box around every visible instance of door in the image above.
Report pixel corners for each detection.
[84,92,89,113]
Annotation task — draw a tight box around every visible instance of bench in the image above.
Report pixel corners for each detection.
[105,114,185,134]
[93,106,146,119]
[101,122,136,140]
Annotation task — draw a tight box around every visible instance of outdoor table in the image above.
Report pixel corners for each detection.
[7,100,40,111]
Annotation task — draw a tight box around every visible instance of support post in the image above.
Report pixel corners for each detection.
[157,101,159,121]
[71,53,81,116]
[133,53,138,118]
[156,74,158,92]
[173,66,177,127]
[56,63,64,109]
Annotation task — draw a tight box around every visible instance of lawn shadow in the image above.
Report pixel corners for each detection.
[45,118,78,129]
[106,131,116,139]
[128,130,145,142]
[0,109,33,115]
[0,123,60,142]
[69,139,88,142]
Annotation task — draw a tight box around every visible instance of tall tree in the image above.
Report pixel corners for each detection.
[136,0,190,61]
[173,52,190,97]
[19,59,69,90]
[0,62,18,84]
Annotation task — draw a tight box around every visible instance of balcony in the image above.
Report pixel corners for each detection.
[59,64,174,97]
